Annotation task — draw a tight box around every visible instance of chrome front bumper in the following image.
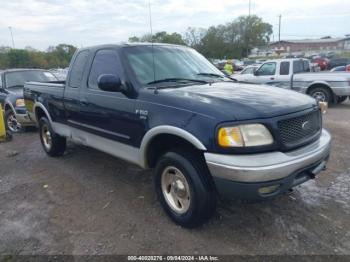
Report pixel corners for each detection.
[16,113,35,127]
[205,129,331,183]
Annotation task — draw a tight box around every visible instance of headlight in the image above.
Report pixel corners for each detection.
[16,99,25,107]
[218,124,273,147]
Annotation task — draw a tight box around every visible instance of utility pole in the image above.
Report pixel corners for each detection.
[8,26,15,49]
[278,15,282,43]
[246,0,251,58]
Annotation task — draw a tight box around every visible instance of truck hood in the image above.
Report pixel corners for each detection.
[166,82,317,120]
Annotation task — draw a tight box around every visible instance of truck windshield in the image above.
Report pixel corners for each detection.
[123,45,226,86]
[5,70,57,89]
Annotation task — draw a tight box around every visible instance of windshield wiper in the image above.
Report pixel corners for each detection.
[146,78,208,85]
[196,73,224,78]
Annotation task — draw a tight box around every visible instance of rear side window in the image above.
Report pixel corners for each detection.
[88,49,123,90]
[280,62,290,75]
[293,61,304,74]
[68,50,89,88]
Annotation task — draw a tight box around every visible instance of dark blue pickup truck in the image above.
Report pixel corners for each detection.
[24,43,331,227]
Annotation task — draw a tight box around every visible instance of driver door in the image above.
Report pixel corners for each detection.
[254,62,277,84]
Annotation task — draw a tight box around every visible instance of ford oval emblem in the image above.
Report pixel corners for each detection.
[302,121,311,130]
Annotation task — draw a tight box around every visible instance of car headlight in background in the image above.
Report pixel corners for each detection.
[15,99,25,107]
[218,124,273,147]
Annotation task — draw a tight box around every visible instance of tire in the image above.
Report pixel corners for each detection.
[154,149,216,228]
[309,87,332,103]
[5,110,22,133]
[39,117,66,157]
[336,96,348,104]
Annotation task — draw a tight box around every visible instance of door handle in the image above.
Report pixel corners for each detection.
[270,77,275,80]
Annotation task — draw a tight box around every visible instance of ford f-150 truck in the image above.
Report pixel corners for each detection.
[233,58,350,104]
[0,69,57,132]
[24,44,331,228]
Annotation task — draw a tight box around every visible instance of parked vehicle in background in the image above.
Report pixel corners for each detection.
[329,57,350,69]
[233,65,259,78]
[24,43,331,227]
[331,66,346,72]
[50,68,69,81]
[312,57,329,71]
[232,58,350,104]
[330,64,350,72]
[0,69,57,132]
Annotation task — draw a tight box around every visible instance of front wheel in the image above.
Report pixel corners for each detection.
[39,117,66,157]
[154,149,216,228]
[5,110,22,133]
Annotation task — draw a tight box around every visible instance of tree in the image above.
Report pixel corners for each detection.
[185,15,272,59]
[129,31,186,45]
[0,44,77,70]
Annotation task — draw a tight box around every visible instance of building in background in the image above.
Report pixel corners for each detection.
[270,36,350,54]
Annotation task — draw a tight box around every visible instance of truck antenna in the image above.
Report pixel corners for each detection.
[148,0,157,90]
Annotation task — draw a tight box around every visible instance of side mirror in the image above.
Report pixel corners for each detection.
[253,70,259,76]
[97,74,122,92]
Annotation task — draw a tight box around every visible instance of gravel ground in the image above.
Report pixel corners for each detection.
[0,101,350,256]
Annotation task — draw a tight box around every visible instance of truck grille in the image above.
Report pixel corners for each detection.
[278,110,321,147]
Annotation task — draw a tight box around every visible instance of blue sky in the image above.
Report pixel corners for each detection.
[0,0,349,50]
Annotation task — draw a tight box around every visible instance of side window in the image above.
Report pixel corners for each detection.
[257,62,276,76]
[0,74,2,88]
[303,61,310,72]
[280,62,290,75]
[293,61,304,74]
[88,49,123,90]
[68,50,89,88]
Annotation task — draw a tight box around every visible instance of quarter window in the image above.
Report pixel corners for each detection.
[280,62,290,75]
[68,50,89,88]
[88,49,123,90]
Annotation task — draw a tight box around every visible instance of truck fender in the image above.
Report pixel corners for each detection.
[33,102,53,124]
[139,125,207,168]
[4,100,16,114]
[306,81,331,93]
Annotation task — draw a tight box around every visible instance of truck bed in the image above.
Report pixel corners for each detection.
[24,81,65,98]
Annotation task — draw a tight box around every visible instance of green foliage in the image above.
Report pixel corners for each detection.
[0,44,77,69]
[129,15,272,59]
[185,15,273,59]
[129,31,186,45]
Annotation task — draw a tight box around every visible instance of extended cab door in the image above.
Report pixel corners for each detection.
[62,50,91,124]
[274,61,292,89]
[76,48,138,147]
[253,62,277,84]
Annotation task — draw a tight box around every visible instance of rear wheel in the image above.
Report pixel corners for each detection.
[154,149,216,228]
[39,117,66,157]
[309,87,332,103]
[5,110,22,133]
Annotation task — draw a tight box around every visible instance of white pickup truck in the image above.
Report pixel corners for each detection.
[233,58,350,104]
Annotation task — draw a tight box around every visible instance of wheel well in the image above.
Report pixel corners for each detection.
[35,107,47,122]
[307,84,334,102]
[146,134,203,168]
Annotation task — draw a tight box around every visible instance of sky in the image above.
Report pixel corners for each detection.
[0,0,349,50]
